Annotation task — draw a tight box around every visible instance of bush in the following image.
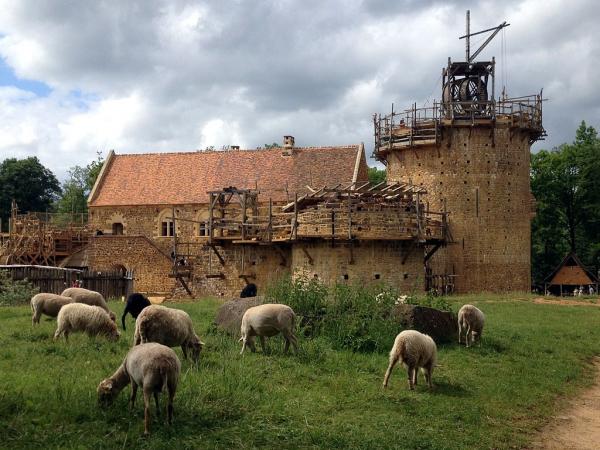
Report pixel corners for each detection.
[0,270,39,306]
[407,291,452,312]
[266,276,402,353]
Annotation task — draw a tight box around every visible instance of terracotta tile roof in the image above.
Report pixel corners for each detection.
[89,145,368,206]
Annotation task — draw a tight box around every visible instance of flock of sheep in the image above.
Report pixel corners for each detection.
[29,288,485,435]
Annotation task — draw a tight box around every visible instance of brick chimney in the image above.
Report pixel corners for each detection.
[282,135,295,156]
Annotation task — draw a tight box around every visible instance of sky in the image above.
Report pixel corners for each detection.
[0,0,598,180]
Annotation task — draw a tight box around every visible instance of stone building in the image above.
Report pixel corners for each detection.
[372,16,545,293]
[87,140,447,297]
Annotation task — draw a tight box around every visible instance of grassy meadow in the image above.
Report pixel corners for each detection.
[1,294,600,449]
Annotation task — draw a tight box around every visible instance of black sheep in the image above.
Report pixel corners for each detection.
[240,283,257,298]
[121,293,151,330]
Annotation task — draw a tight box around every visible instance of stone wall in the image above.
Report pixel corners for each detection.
[297,204,444,240]
[291,241,425,292]
[87,235,174,295]
[88,204,430,297]
[387,125,533,292]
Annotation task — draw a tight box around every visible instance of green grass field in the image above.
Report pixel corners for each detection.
[1,294,599,449]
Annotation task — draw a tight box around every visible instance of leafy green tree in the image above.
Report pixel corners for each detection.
[368,166,386,184]
[55,152,104,214]
[0,157,61,231]
[531,121,600,283]
[264,142,279,149]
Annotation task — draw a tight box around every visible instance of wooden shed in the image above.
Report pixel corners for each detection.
[544,252,599,296]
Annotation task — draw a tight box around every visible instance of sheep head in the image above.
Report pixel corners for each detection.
[189,335,205,362]
[97,379,119,406]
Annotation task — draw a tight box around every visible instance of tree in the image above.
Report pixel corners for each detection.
[55,152,105,215]
[0,157,61,231]
[531,121,600,283]
[368,166,386,184]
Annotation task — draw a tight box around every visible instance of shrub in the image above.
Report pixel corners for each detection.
[0,270,39,306]
[266,276,402,353]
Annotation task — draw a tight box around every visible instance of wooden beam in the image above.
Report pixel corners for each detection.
[301,247,313,265]
[176,275,193,296]
[424,242,442,263]
[207,244,225,266]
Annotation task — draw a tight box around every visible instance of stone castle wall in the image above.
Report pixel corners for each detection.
[386,125,534,293]
[88,204,428,297]
[292,240,424,292]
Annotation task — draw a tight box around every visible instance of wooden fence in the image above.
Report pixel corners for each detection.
[0,265,134,300]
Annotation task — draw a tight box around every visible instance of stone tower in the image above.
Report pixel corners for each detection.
[373,13,545,293]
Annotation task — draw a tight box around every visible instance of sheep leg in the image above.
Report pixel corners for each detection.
[143,389,152,435]
[282,330,298,354]
[153,392,160,416]
[53,328,62,341]
[32,308,41,325]
[248,337,257,353]
[259,336,267,353]
[424,363,434,389]
[458,321,462,344]
[167,377,176,425]
[407,366,416,390]
[181,345,188,360]
[130,382,138,409]
[383,354,399,388]
[466,324,472,347]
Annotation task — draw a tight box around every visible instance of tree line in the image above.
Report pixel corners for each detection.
[0,152,104,231]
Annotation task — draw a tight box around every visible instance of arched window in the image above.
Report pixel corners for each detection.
[158,209,175,237]
[112,222,124,235]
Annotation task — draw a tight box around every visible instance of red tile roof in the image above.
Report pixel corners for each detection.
[89,145,368,206]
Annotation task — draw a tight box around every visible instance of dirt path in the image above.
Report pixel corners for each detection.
[532,297,600,307]
[529,358,600,449]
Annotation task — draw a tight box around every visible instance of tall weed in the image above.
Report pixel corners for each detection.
[0,270,39,306]
[266,276,402,353]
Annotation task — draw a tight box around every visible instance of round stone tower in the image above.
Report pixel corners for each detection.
[374,16,545,293]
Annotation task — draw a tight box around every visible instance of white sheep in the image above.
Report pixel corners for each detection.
[383,329,437,390]
[133,305,204,363]
[97,342,181,435]
[457,304,485,347]
[54,303,120,341]
[239,303,298,354]
[61,287,117,322]
[31,293,74,325]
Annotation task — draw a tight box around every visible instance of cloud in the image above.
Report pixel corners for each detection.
[0,0,598,179]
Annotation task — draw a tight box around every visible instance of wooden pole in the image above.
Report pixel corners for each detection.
[293,193,298,240]
[268,198,273,242]
[208,193,214,244]
[241,192,247,241]
[347,194,352,240]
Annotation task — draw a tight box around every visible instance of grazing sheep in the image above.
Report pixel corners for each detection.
[240,283,257,298]
[239,303,298,354]
[134,305,204,363]
[30,293,74,325]
[383,330,437,390]
[54,303,120,341]
[97,343,181,435]
[61,287,117,322]
[121,293,151,330]
[458,304,485,347]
